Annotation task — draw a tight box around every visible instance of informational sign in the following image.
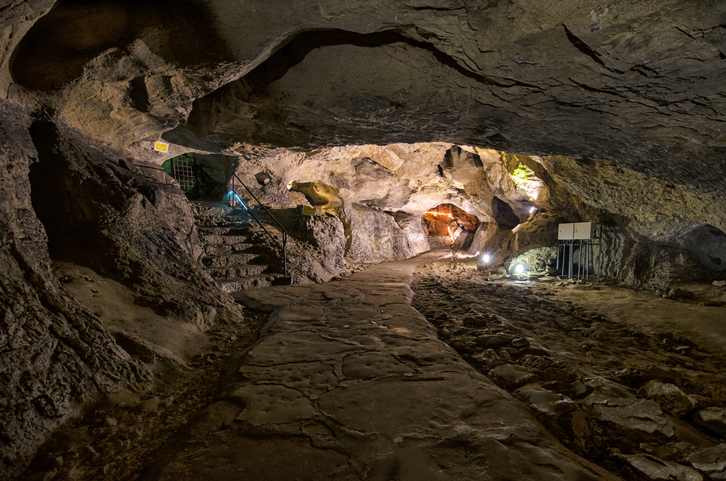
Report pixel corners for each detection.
[298,205,315,216]
[153,141,169,153]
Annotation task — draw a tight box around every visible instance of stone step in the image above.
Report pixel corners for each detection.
[202,253,258,267]
[208,264,268,278]
[223,217,255,224]
[218,275,276,292]
[200,234,249,246]
[204,243,253,256]
[198,226,250,236]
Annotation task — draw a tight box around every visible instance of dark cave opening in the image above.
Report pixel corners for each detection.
[490,196,520,229]
[10,0,234,91]
[27,120,93,263]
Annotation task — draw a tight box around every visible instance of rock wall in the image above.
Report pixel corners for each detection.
[0,103,149,479]
[218,141,726,285]
[0,1,722,197]
[0,105,245,478]
[27,117,242,327]
[537,155,726,284]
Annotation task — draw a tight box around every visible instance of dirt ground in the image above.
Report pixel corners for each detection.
[21,263,267,481]
[19,256,726,481]
[411,255,726,480]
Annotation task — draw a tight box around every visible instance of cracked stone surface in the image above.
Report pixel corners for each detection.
[139,251,617,481]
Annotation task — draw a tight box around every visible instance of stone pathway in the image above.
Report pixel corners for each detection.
[140,252,618,481]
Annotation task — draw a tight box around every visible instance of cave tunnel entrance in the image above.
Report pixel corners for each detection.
[422,204,481,248]
[162,153,229,201]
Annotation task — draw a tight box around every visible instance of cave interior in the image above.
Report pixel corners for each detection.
[2,1,726,481]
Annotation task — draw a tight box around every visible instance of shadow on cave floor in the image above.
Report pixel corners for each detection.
[20,253,726,481]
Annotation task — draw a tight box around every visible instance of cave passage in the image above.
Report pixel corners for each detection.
[422,203,480,248]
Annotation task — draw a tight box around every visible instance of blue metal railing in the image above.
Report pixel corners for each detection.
[226,174,288,278]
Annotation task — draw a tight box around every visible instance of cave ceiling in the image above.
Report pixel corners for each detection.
[6,0,726,194]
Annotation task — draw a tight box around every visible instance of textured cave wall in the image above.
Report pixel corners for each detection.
[156,0,725,194]
[0,102,151,479]
[463,152,726,284]
[0,0,723,283]
[228,141,726,285]
[0,106,246,477]
[26,117,242,327]
[536,154,726,284]
[228,143,517,267]
[0,0,721,197]
[0,0,55,97]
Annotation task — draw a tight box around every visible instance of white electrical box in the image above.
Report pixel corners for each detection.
[573,221,597,239]
[558,223,575,240]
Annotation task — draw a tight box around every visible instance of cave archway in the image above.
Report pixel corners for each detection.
[422,204,481,248]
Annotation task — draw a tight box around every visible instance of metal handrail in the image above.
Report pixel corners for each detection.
[226,174,288,278]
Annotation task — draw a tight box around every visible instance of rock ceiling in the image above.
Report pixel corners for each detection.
[5,0,726,194]
[2,2,726,478]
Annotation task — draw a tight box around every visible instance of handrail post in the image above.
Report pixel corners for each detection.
[227,173,290,282]
[283,231,288,278]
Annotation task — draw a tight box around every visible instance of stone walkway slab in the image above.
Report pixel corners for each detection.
[140,252,619,481]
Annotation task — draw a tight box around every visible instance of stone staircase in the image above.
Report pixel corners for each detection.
[194,204,285,292]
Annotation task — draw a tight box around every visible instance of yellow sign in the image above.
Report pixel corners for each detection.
[153,141,169,153]
[299,205,315,216]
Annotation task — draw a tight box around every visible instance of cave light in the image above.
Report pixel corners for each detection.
[530,206,537,214]
[481,253,491,264]
[514,264,526,275]
[226,191,249,210]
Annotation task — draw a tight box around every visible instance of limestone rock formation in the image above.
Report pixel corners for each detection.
[0,103,150,479]
[0,106,245,478]
[0,0,725,478]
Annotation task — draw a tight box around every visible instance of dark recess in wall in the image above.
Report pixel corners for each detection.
[28,120,98,262]
[10,0,235,91]
[491,196,520,229]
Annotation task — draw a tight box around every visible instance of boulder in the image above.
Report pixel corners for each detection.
[585,393,675,440]
[689,443,726,480]
[639,381,694,417]
[488,364,536,390]
[693,407,726,438]
[621,454,703,481]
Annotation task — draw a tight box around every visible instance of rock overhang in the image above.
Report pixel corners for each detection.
[4,0,725,197]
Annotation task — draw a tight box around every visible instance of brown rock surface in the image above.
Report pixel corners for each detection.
[0,105,246,477]
[0,103,149,479]
[0,1,725,479]
[411,257,726,479]
[139,252,618,481]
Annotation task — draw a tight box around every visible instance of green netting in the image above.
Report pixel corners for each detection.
[163,153,221,200]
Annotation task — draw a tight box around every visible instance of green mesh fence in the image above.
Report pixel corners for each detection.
[162,153,221,200]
